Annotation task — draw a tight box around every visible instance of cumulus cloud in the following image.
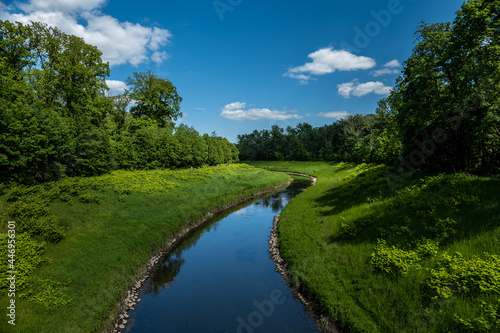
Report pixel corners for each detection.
[372,59,401,77]
[0,0,172,66]
[220,102,302,121]
[19,0,107,13]
[105,80,127,95]
[285,47,376,84]
[317,111,350,119]
[337,80,393,98]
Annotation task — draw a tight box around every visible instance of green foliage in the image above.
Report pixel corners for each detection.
[0,20,239,184]
[0,101,71,184]
[0,164,289,332]
[453,299,500,332]
[0,233,47,291]
[30,279,71,311]
[8,199,65,242]
[370,239,421,275]
[78,193,101,204]
[254,161,500,333]
[126,69,182,127]
[392,0,500,173]
[426,253,500,301]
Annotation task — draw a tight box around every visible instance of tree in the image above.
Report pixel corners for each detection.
[393,0,500,173]
[126,70,182,127]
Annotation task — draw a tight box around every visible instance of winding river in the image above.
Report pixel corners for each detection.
[123,179,320,333]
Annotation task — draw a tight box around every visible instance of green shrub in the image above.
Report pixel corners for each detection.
[0,233,48,291]
[453,299,500,332]
[425,253,500,301]
[30,279,71,311]
[78,193,101,204]
[370,239,421,275]
[8,199,64,242]
[415,238,439,258]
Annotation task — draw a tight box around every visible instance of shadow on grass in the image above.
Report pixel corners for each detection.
[325,172,500,247]
[315,165,392,217]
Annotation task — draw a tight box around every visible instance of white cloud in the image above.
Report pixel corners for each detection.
[317,111,349,119]
[105,80,127,95]
[0,0,172,66]
[372,59,401,77]
[337,80,393,98]
[223,102,247,111]
[220,102,302,121]
[19,0,106,13]
[385,60,401,68]
[285,47,376,84]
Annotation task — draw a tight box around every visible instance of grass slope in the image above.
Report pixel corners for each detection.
[0,164,290,333]
[249,161,500,333]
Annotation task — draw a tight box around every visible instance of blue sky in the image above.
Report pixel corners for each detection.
[1,0,464,142]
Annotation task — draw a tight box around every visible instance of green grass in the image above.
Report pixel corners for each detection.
[248,161,500,333]
[0,164,290,333]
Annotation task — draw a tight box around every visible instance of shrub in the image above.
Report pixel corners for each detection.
[0,233,48,291]
[425,252,500,301]
[8,199,64,242]
[30,279,71,311]
[370,239,421,275]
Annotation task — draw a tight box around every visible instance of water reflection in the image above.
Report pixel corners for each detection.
[125,179,318,333]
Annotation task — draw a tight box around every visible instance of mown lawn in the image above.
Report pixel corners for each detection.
[0,164,290,333]
[249,161,500,333]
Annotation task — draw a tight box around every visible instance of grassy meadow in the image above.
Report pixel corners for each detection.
[249,161,500,333]
[0,164,290,333]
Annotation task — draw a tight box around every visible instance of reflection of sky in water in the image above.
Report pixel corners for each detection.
[124,179,318,333]
[233,207,247,215]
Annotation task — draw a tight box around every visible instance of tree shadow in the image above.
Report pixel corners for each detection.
[327,175,500,247]
[316,165,392,217]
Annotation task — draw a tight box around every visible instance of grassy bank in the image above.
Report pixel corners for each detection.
[249,161,500,332]
[0,164,290,333]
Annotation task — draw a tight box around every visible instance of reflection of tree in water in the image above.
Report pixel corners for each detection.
[140,179,312,296]
[259,180,311,213]
[143,254,185,295]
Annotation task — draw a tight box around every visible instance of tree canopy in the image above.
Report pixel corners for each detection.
[126,69,182,127]
[0,20,237,184]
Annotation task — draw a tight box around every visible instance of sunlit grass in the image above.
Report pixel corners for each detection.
[0,164,290,333]
[249,161,500,332]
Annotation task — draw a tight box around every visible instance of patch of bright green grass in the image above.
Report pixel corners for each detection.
[248,161,500,333]
[0,164,290,333]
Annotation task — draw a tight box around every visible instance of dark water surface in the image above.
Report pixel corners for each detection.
[124,180,320,333]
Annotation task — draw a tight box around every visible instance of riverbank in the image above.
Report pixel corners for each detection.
[0,164,291,333]
[251,161,500,332]
[110,176,293,332]
[268,172,337,333]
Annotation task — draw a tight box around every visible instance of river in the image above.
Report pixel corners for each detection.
[123,179,320,333]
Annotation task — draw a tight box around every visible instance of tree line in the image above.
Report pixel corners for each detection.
[0,20,238,184]
[238,0,500,175]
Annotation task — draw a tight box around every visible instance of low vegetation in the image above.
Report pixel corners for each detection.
[250,161,500,332]
[0,164,290,332]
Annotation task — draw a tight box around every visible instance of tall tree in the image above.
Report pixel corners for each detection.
[393,0,500,172]
[126,70,182,127]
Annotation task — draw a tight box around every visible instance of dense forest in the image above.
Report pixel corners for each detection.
[0,21,238,185]
[238,0,500,176]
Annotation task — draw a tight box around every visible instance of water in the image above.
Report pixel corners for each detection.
[124,180,320,333]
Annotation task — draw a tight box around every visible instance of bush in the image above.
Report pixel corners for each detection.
[0,233,48,291]
[8,199,64,242]
[370,239,421,275]
[425,252,500,301]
